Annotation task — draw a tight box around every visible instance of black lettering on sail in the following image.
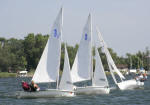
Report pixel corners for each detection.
[99,78,106,81]
[66,81,72,85]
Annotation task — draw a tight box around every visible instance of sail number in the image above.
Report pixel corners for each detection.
[99,78,106,81]
[54,29,59,38]
[85,33,88,40]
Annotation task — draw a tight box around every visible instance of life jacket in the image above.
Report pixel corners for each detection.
[30,84,37,92]
[143,73,147,79]
[22,82,30,91]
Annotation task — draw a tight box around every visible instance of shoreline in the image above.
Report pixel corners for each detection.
[0,72,34,78]
[0,71,145,78]
[0,71,108,78]
[0,72,17,78]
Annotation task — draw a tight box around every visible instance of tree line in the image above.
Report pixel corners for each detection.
[0,33,149,72]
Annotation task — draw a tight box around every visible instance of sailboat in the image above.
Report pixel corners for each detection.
[71,14,92,83]
[16,8,75,98]
[71,14,92,94]
[96,27,144,90]
[76,47,110,95]
[129,56,137,74]
[71,14,110,94]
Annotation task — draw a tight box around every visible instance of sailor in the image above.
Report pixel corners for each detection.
[138,73,145,82]
[143,73,147,80]
[22,81,31,91]
[30,80,40,92]
[73,85,77,90]
[135,73,143,81]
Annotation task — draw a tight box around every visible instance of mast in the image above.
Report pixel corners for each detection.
[56,70,59,89]
[91,47,96,86]
[130,56,132,69]
[90,14,94,85]
[91,48,94,86]
[56,8,63,89]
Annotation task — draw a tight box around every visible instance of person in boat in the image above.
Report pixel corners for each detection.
[139,73,145,82]
[30,80,40,92]
[73,85,77,90]
[22,81,31,92]
[143,73,147,79]
[135,73,146,82]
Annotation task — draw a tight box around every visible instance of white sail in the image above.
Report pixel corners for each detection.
[71,14,92,83]
[32,8,63,83]
[107,60,118,84]
[93,48,109,87]
[96,28,125,80]
[59,45,74,91]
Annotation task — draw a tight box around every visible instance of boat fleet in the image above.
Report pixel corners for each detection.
[16,8,145,98]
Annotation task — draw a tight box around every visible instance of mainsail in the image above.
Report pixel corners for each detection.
[32,8,63,83]
[96,28,125,81]
[93,48,109,87]
[59,45,74,91]
[71,14,92,83]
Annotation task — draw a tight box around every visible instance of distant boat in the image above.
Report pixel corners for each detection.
[18,71,28,77]
[129,56,137,74]
[16,8,75,98]
[96,27,144,90]
[71,14,109,94]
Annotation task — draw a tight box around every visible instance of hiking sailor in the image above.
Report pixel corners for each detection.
[30,80,40,91]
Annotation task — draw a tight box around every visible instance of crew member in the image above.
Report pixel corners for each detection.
[30,80,40,92]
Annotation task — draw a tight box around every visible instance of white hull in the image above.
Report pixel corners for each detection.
[75,86,110,95]
[16,89,75,98]
[117,79,144,90]
[137,80,144,86]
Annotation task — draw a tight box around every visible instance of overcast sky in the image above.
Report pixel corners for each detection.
[0,0,150,56]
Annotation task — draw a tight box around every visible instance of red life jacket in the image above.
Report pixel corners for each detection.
[22,82,30,91]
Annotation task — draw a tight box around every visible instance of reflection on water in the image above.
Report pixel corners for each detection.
[0,75,150,105]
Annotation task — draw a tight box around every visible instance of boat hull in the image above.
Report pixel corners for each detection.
[16,89,75,98]
[117,79,144,90]
[75,86,110,95]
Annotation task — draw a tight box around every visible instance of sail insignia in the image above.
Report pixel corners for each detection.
[85,33,88,40]
[99,78,106,81]
[53,29,60,38]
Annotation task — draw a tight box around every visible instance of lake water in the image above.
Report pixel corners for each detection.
[0,75,150,105]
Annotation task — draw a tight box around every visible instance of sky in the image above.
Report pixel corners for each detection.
[0,0,150,56]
